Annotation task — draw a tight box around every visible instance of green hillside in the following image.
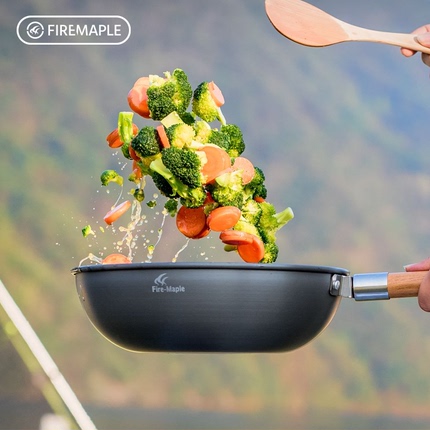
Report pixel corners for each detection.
[2,0,430,428]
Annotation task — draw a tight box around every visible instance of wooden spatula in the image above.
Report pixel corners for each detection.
[265,0,430,54]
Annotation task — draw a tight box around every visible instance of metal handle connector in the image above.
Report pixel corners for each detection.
[330,272,389,301]
[330,274,353,298]
[352,272,389,301]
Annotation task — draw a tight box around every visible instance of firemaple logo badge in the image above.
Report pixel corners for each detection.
[17,15,131,45]
[152,273,186,293]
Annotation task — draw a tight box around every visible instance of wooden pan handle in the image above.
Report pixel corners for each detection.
[387,271,427,298]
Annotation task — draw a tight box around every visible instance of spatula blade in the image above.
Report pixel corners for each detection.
[265,0,349,47]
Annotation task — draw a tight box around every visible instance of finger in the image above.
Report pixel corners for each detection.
[422,53,430,67]
[401,47,417,57]
[411,24,430,36]
[404,257,430,271]
[418,272,430,311]
[401,26,430,57]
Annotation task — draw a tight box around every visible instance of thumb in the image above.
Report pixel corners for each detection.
[416,33,430,47]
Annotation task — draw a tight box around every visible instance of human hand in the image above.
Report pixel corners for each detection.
[405,258,430,311]
[401,24,430,67]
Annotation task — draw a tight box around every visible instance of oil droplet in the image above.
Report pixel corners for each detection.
[79,253,103,266]
[172,239,190,263]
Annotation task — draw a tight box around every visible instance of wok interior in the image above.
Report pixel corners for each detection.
[73,263,349,353]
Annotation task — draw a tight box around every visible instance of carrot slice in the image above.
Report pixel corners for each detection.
[204,192,215,204]
[157,125,170,148]
[106,128,121,148]
[197,145,232,184]
[132,124,139,136]
[128,85,150,118]
[192,225,211,239]
[129,145,140,162]
[103,200,132,225]
[237,235,265,263]
[254,196,266,203]
[106,124,139,148]
[176,205,208,238]
[232,157,255,185]
[208,81,225,107]
[132,160,143,180]
[219,230,254,246]
[133,76,150,88]
[207,206,241,232]
[102,253,131,264]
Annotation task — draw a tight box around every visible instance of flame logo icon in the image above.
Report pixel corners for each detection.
[26,21,44,39]
[154,273,168,287]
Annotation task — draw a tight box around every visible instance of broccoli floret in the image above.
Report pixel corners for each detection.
[149,157,206,208]
[192,119,229,146]
[164,199,179,217]
[179,187,206,208]
[100,170,123,187]
[82,225,95,238]
[128,170,140,184]
[131,126,161,158]
[241,198,262,225]
[131,188,144,202]
[207,170,245,208]
[230,217,282,263]
[233,219,261,238]
[120,140,132,160]
[244,166,267,200]
[192,81,226,125]
[151,171,177,198]
[274,206,295,228]
[145,155,163,176]
[247,166,265,189]
[207,129,230,152]
[253,184,268,200]
[257,202,277,243]
[193,123,230,151]
[146,69,193,121]
[220,124,245,158]
[260,242,279,264]
[257,202,294,244]
[161,147,202,188]
[179,111,196,125]
[232,217,281,263]
[193,120,212,143]
[165,123,196,148]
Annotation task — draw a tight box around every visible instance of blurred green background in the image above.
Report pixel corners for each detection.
[2,0,430,429]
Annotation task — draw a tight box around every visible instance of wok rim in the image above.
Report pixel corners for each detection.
[71,262,349,276]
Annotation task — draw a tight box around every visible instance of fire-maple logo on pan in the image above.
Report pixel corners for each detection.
[151,273,186,293]
[16,15,131,45]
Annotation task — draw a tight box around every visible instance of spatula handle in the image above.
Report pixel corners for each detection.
[387,271,427,298]
[339,20,430,54]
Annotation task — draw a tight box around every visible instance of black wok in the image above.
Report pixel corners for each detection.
[71,263,424,353]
